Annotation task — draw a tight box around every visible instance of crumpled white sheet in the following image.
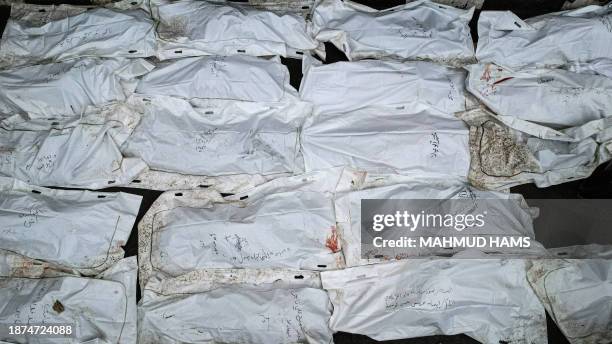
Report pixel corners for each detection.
[245,0,315,17]
[0,58,153,123]
[568,58,612,78]
[311,0,475,63]
[476,4,612,68]
[136,55,297,103]
[121,95,308,177]
[0,177,140,275]
[547,244,612,259]
[8,3,89,26]
[299,56,471,115]
[301,105,470,177]
[466,63,612,128]
[6,1,145,24]
[333,170,545,267]
[433,0,484,9]
[527,247,612,344]
[138,168,352,285]
[0,8,156,68]
[459,107,612,189]
[0,257,137,344]
[126,168,279,193]
[152,0,320,60]
[321,259,547,343]
[0,102,147,189]
[460,64,612,188]
[561,0,609,10]
[138,268,333,344]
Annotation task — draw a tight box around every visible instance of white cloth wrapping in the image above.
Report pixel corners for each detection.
[320,259,547,343]
[476,4,612,68]
[127,55,307,189]
[0,8,156,68]
[461,63,612,189]
[299,56,470,115]
[311,0,475,63]
[136,55,297,103]
[459,107,612,189]
[547,244,612,259]
[121,96,308,177]
[152,0,319,59]
[126,169,279,193]
[527,249,612,344]
[245,0,315,17]
[0,257,138,344]
[0,58,153,123]
[0,102,147,189]
[0,177,140,275]
[137,168,352,285]
[333,171,544,267]
[138,269,333,344]
[466,63,612,128]
[7,2,145,26]
[569,58,612,78]
[8,3,89,26]
[301,105,470,177]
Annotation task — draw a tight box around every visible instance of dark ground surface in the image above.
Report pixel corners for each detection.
[1,0,611,343]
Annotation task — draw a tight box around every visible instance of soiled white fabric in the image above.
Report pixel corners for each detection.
[301,105,470,177]
[561,0,609,10]
[122,96,308,177]
[0,103,147,189]
[299,56,469,115]
[0,177,140,274]
[8,1,145,25]
[476,4,612,68]
[527,253,612,344]
[568,58,612,78]
[138,168,352,285]
[547,244,612,259]
[245,0,315,17]
[136,55,297,103]
[466,63,612,128]
[153,0,319,59]
[127,168,280,193]
[458,107,612,189]
[0,8,156,68]
[0,58,153,122]
[434,0,484,9]
[333,171,543,267]
[321,259,547,343]
[138,269,333,344]
[461,63,612,189]
[311,0,475,62]
[0,257,137,344]
[8,3,89,26]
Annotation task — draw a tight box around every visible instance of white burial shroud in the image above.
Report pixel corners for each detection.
[0,257,138,344]
[0,177,140,275]
[138,269,333,344]
[152,0,319,59]
[476,4,612,68]
[300,105,470,177]
[0,8,156,68]
[527,245,612,344]
[311,0,475,62]
[137,168,352,286]
[0,58,153,124]
[299,56,470,115]
[0,102,147,189]
[321,259,547,343]
[333,171,544,267]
